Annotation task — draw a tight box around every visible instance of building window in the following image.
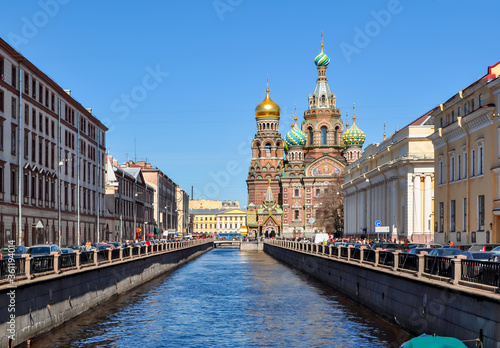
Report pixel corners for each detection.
[478,195,485,231]
[0,166,3,194]
[440,118,443,128]
[11,169,17,196]
[438,160,443,184]
[31,135,36,162]
[471,149,476,177]
[463,152,467,178]
[451,110,455,123]
[0,56,3,81]
[464,103,468,115]
[11,97,16,119]
[308,127,313,146]
[463,198,467,232]
[23,133,28,159]
[0,120,3,151]
[449,155,455,182]
[457,154,461,180]
[11,66,16,88]
[11,125,16,155]
[471,98,475,111]
[0,90,4,113]
[265,143,271,156]
[450,200,456,232]
[439,202,444,232]
[316,188,320,196]
[457,107,461,117]
[294,210,299,220]
[294,189,299,197]
[478,145,483,175]
[478,94,482,107]
[320,126,327,145]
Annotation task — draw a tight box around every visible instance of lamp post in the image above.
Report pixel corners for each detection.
[58,158,72,247]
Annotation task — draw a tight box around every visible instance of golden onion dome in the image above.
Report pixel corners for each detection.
[255,88,280,117]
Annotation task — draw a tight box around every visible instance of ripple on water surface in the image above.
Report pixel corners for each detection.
[31,248,407,348]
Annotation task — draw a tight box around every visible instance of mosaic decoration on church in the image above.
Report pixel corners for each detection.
[308,159,343,177]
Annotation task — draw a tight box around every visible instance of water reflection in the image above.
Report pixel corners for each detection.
[31,249,407,347]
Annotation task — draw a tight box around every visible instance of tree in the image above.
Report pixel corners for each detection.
[315,180,344,238]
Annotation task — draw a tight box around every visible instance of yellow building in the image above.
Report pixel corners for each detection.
[191,210,219,236]
[428,62,500,245]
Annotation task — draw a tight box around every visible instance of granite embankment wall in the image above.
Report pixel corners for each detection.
[0,241,213,347]
[264,243,500,348]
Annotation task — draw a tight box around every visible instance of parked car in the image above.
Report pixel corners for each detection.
[459,251,496,260]
[490,246,500,254]
[66,244,82,250]
[28,244,62,256]
[407,247,433,255]
[413,243,443,249]
[428,248,463,257]
[94,243,114,251]
[371,243,406,252]
[468,244,500,252]
[0,245,28,259]
[60,248,74,254]
[109,242,122,249]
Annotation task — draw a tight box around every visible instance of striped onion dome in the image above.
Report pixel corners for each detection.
[343,120,366,146]
[285,118,306,150]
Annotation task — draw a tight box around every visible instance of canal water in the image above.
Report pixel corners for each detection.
[31,248,409,347]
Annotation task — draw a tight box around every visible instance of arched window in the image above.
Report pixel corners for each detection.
[334,126,339,145]
[265,143,271,157]
[321,95,326,105]
[308,127,313,146]
[321,126,327,145]
[479,94,483,107]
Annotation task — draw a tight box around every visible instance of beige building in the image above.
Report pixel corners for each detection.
[104,156,155,242]
[343,113,435,242]
[176,187,189,237]
[428,62,500,245]
[0,38,107,247]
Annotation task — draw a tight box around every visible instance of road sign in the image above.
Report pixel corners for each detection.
[35,221,44,229]
[308,218,316,224]
[375,226,390,233]
[375,220,381,227]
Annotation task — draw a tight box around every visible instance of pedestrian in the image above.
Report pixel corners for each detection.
[449,240,455,246]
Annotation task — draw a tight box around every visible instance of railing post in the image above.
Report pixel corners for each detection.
[93,249,98,266]
[328,245,332,257]
[119,247,123,261]
[75,250,81,270]
[108,248,112,262]
[347,245,353,261]
[53,253,60,274]
[337,245,341,258]
[23,255,32,280]
[453,255,466,285]
[393,251,400,272]
[128,245,132,258]
[417,253,426,277]
[360,246,366,264]
[374,249,380,267]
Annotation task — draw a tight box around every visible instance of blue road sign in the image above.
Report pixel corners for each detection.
[375,220,381,227]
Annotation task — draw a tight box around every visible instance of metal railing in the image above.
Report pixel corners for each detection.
[461,259,500,286]
[0,258,26,279]
[0,239,213,285]
[265,240,500,293]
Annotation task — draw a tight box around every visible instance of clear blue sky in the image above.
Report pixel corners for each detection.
[2,0,500,206]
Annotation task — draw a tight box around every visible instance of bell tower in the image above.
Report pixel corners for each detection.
[247,76,284,207]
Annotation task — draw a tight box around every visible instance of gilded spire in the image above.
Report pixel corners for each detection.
[383,123,386,141]
[320,31,324,53]
[345,110,349,129]
[352,102,356,122]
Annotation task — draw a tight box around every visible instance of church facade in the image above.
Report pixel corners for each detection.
[246,40,366,239]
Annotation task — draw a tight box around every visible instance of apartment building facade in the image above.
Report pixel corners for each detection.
[0,38,107,247]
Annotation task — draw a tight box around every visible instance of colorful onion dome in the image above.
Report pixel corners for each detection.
[255,88,280,117]
[285,117,307,149]
[343,122,366,146]
[314,40,330,66]
[343,106,365,146]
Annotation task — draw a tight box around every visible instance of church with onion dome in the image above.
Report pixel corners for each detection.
[246,37,366,239]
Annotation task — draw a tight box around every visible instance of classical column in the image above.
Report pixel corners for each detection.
[413,175,422,240]
[424,175,432,234]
